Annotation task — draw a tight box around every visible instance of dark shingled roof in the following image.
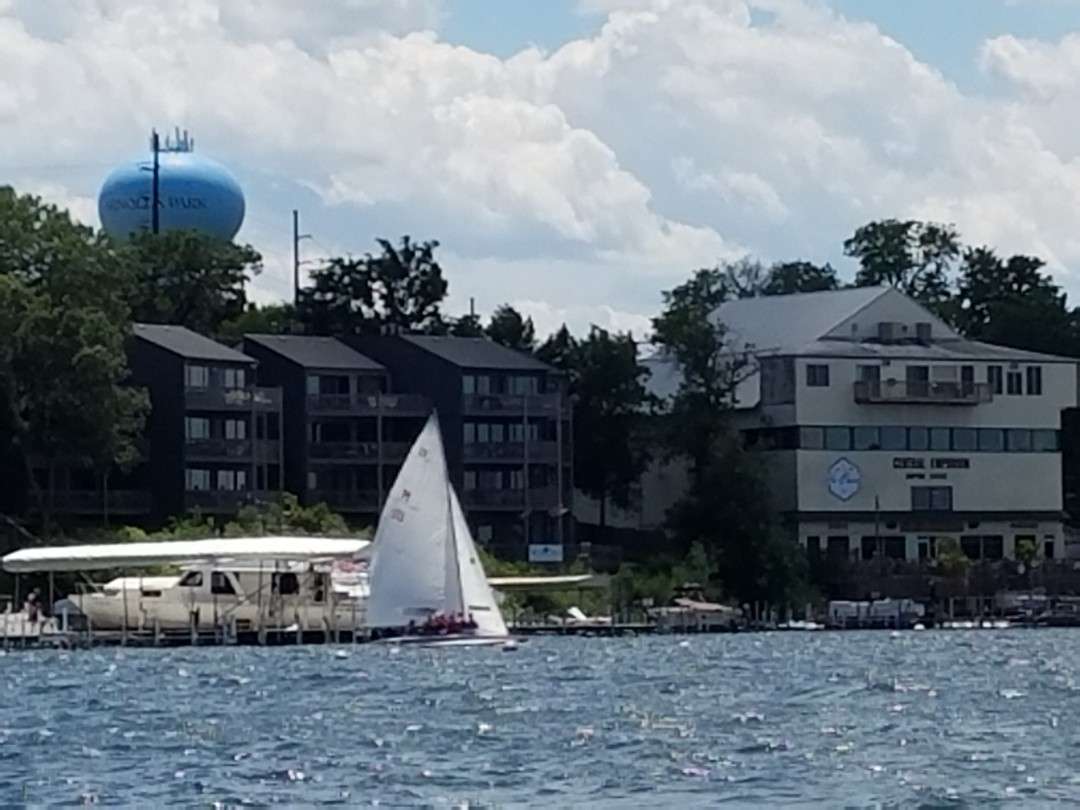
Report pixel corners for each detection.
[245,335,385,372]
[133,324,253,363]
[401,335,554,371]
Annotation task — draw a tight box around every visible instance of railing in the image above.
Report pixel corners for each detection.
[306,392,430,415]
[464,486,560,510]
[854,380,993,405]
[185,490,274,511]
[184,438,253,459]
[43,490,151,515]
[307,489,380,510]
[308,441,411,461]
[463,441,560,462]
[185,386,282,411]
[255,440,280,463]
[461,393,562,415]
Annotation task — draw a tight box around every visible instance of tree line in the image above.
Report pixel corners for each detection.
[3,184,1077,607]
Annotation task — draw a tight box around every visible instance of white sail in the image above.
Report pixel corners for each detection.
[449,486,509,637]
[366,414,453,628]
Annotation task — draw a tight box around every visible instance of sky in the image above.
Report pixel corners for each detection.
[5,0,1080,338]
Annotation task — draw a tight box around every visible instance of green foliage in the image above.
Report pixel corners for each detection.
[298,236,447,336]
[1015,537,1038,567]
[845,219,960,309]
[536,324,576,369]
[935,536,970,580]
[153,494,355,540]
[217,303,300,343]
[762,261,839,295]
[447,312,485,337]
[123,230,262,334]
[485,304,536,352]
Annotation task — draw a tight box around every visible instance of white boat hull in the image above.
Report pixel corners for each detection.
[376,634,517,648]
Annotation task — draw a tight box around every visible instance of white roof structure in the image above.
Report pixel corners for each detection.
[488,574,606,591]
[1,536,370,573]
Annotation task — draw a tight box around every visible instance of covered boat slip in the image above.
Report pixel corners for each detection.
[0,536,372,647]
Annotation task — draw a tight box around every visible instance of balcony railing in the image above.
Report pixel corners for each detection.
[853,380,992,405]
[306,392,430,415]
[462,393,562,415]
[463,486,560,510]
[185,386,282,411]
[463,441,560,462]
[255,440,281,463]
[308,441,411,461]
[185,438,253,459]
[185,490,276,512]
[307,489,380,511]
[39,490,151,515]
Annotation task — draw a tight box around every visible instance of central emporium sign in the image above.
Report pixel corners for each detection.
[892,457,970,469]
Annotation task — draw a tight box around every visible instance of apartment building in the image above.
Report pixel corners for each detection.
[349,335,573,558]
[639,286,1079,562]
[131,324,283,519]
[242,335,429,519]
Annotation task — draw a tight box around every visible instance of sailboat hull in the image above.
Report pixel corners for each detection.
[375,634,518,648]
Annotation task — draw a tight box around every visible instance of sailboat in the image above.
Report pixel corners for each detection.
[366,413,513,647]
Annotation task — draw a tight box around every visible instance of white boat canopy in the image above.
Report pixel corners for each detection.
[1,536,370,573]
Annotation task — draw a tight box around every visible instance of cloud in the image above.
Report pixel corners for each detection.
[5,0,1080,339]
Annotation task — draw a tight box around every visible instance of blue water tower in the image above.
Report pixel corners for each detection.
[98,129,245,241]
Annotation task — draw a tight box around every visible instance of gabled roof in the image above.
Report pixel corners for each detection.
[133,323,253,363]
[244,334,385,372]
[711,285,890,354]
[401,335,554,372]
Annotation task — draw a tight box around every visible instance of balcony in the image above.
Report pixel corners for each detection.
[255,440,280,463]
[308,441,411,462]
[37,490,151,516]
[464,486,560,511]
[185,386,281,412]
[462,393,562,416]
[854,380,993,406]
[463,441,560,462]
[185,438,253,460]
[306,392,430,416]
[307,489,380,511]
[185,489,276,513]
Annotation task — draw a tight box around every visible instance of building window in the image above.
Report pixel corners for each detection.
[185,417,210,440]
[1007,429,1032,452]
[977,428,1004,452]
[510,422,540,442]
[909,427,929,451]
[490,423,506,443]
[185,364,209,389]
[929,427,950,451]
[880,426,907,451]
[952,428,977,452]
[1045,537,1056,559]
[478,525,494,544]
[857,365,881,384]
[853,427,880,450]
[987,365,1003,395]
[465,375,491,395]
[960,365,975,395]
[800,427,824,450]
[826,536,849,561]
[1006,370,1023,395]
[464,470,477,491]
[223,368,246,390]
[912,486,952,511]
[476,423,490,443]
[806,364,830,387]
[510,468,525,490]
[1026,366,1043,396]
[224,419,247,440]
[1033,429,1059,452]
[185,468,211,491]
[217,470,248,491]
[464,423,476,444]
[824,427,850,450]
[510,376,539,395]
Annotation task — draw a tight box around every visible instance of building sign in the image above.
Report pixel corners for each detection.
[528,544,564,563]
[827,457,861,501]
[892,457,970,470]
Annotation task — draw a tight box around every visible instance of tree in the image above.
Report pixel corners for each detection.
[297,236,448,336]
[124,230,262,334]
[448,313,485,337]
[571,327,654,529]
[536,324,577,369]
[844,219,960,309]
[952,247,1079,355]
[486,304,536,352]
[650,267,755,480]
[762,261,840,295]
[216,303,300,343]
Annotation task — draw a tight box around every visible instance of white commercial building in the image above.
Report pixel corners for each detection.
[637,286,1079,563]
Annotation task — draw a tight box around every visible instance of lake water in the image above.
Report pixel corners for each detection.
[2,630,1079,807]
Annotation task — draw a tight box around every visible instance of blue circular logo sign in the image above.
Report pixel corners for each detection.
[827,457,861,501]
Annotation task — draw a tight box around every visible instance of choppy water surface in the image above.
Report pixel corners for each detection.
[2,631,1080,807]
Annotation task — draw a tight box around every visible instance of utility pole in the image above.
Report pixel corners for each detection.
[292,209,312,306]
[151,129,161,234]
